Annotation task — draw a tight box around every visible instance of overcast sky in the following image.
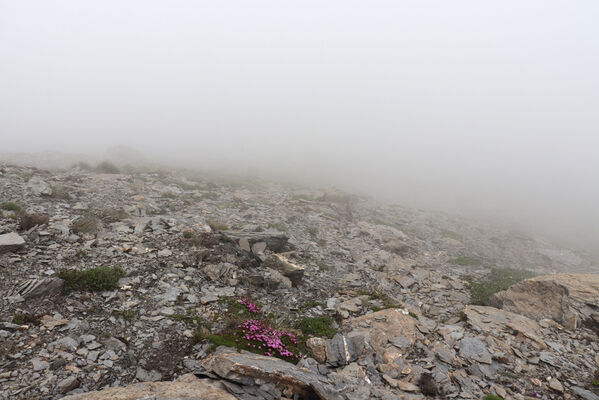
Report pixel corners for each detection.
[1,1,598,250]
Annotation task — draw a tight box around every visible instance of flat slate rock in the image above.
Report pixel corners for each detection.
[0,232,25,253]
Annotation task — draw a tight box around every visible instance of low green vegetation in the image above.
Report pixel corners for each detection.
[1,201,21,212]
[12,312,41,326]
[463,267,535,306]
[482,395,503,400]
[207,298,304,363]
[299,316,337,338]
[449,256,482,266]
[58,266,126,293]
[408,311,419,320]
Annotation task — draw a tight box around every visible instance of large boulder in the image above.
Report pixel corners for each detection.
[345,308,417,354]
[464,305,546,349]
[0,232,25,253]
[61,374,235,399]
[199,348,342,399]
[490,273,599,330]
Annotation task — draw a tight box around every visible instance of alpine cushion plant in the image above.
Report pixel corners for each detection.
[207,298,304,363]
[239,298,261,313]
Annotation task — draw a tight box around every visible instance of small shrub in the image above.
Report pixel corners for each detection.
[50,185,70,200]
[299,316,337,338]
[72,214,101,234]
[464,268,535,306]
[12,312,41,326]
[95,161,120,174]
[19,212,49,230]
[449,256,482,266]
[191,329,206,345]
[207,220,229,231]
[1,202,21,212]
[408,311,419,320]
[58,266,125,293]
[98,208,128,223]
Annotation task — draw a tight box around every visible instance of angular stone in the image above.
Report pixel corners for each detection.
[251,241,267,255]
[459,337,492,364]
[8,278,63,300]
[490,273,599,330]
[306,337,327,363]
[548,378,563,392]
[61,374,235,399]
[0,232,25,253]
[136,367,162,382]
[346,308,416,354]
[238,238,250,252]
[56,376,79,394]
[223,231,289,252]
[200,348,341,399]
[464,305,546,349]
[262,254,304,286]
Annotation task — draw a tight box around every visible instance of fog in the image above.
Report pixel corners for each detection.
[1,1,598,252]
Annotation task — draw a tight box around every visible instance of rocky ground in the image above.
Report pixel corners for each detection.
[1,161,598,400]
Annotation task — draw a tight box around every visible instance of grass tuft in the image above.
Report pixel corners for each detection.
[12,312,41,326]
[463,268,535,306]
[58,266,125,293]
[1,202,21,212]
[299,316,337,338]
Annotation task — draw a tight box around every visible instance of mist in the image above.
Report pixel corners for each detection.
[1,1,598,252]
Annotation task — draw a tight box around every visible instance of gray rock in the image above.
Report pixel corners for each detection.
[262,254,304,286]
[459,337,492,364]
[200,348,343,400]
[31,357,49,371]
[56,376,79,394]
[325,334,359,367]
[8,277,64,300]
[136,367,163,382]
[223,231,289,252]
[27,177,52,195]
[573,387,599,400]
[50,336,79,351]
[0,232,25,253]
[251,241,267,255]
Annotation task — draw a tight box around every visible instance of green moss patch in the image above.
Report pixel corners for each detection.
[299,316,337,338]
[464,267,535,306]
[58,266,125,293]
